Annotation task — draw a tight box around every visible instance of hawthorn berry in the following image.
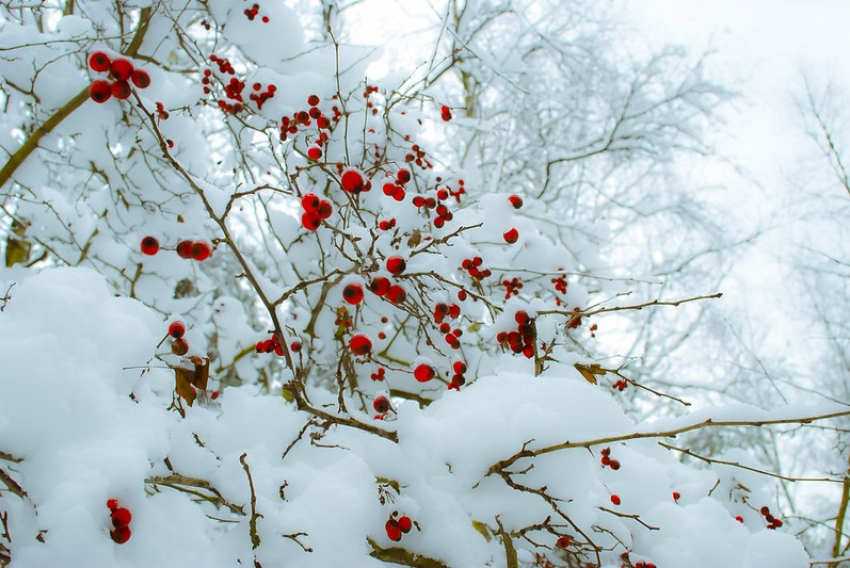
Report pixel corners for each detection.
[385,518,402,542]
[386,285,406,305]
[109,58,134,81]
[503,227,519,244]
[609,459,621,470]
[672,491,680,502]
[110,526,131,544]
[386,256,406,275]
[89,80,112,103]
[307,146,322,161]
[301,212,321,231]
[396,168,411,184]
[89,51,111,72]
[131,69,151,89]
[349,334,372,356]
[172,338,189,356]
[414,363,435,382]
[111,507,132,528]
[176,240,194,259]
[191,241,212,261]
[556,536,570,549]
[441,105,452,121]
[373,395,391,414]
[369,276,391,296]
[453,361,467,374]
[397,515,412,533]
[106,498,119,511]
[341,168,364,193]
[168,321,186,339]
[317,199,333,219]
[301,193,321,212]
[610,494,621,505]
[140,236,159,255]
[342,283,364,305]
[508,194,523,209]
[111,80,132,100]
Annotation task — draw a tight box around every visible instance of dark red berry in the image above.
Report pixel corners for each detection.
[369,277,391,296]
[556,536,570,549]
[111,507,132,528]
[396,168,411,184]
[610,494,621,505]
[301,212,321,231]
[89,51,111,72]
[503,227,519,244]
[172,338,189,356]
[111,80,132,100]
[109,58,134,81]
[191,241,212,261]
[386,256,406,275]
[110,526,131,544]
[89,80,112,103]
[373,395,391,414]
[131,69,151,89]
[140,236,159,255]
[414,363,435,382]
[349,334,372,356]
[342,283,364,305]
[176,240,194,259]
[508,194,523,209]
[397,515,412,533]
[307,94,320,106]
[317,200,333,219]
[106,498,119,511]
[387,285,406,305]
[168,321,186,339]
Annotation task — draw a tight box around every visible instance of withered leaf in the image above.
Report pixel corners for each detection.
[574,363,607,385]
[174,356,210,407]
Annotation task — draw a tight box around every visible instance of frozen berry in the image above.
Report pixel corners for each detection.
[302,211,321,231]
[307,94,320,107]
[307,146,322,161]
[89,51,111,72]
[341,168,364,193]
[556,536,570,549]
[386,285,406,305]
[386,256,406,275]
[111,507,132,528]
[373,395,391,414]
[369,276,391,296]
[140,236,159,255]
[302,193,321,212]
[508,195,523,209]
[385,519,402,542]
[342,283,364,305]
[168,321,186,339]
[414,363,435,382]
[111,80,132,100]
[396,168,411,184]
[610,494,621,505]
[110,526,131,544]
[109,58,134,81]
[89,80,112,103]
[349,334,372,356]
[503,227,519,244]
[131,69,151,89]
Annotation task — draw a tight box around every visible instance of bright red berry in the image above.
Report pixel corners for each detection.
[386,256,406,275]
[89,80,112,103]
[369,276,391,296]
[110,526,131,544]
[109,58,134,81]
[397,515,412,533]
[111,80,132,100]
[168,321,186,339]
[385,519,402,542]
[342,283,364,305]
[301,212,321,231]
[290,341,302,353]
[349,334,372,356]
[735,515,744,523]
[414,363,435,382]
[373,395,391,414]
[176,240,194,259]
[610,494,621,505]
[386,285,406,305]
[131,69,151,89]
[396,168,411,184]
[191,241,212,261]
[503,227,519,244]
[307,146,322,161]
[556,536,570,549]
[172,338,189,356]
[106,499,119,511]
[307,94,320,107]
[341,168,364,193]
[317,200,333,219]
[452,361,467,374]
[111,507,132,528]
[672,491,680,501]
[89,51,111,72]
[508,194,523,209]
[140,236,159,255]
[301,193,321,212]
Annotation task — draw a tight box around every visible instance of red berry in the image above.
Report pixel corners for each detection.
[397,515,412,533]
[672,491,680,501]
[373,395,390,414]
[342,283,364,305]
[556,536,570,549]
[760,506,770,516]
[349,334,372,356]
[317,200,333,219]
[369,277,391,296]
[414,363,435,382]
[89,80,112,103]
[508,194,523,209]
[301,193,321,212]
[386,256,406,275]
[307,146,322,160]
[609,459,620,470]
[111,507,132,528]
[515,311,529,325]
[301,212,321,231]
[601,456,611,466]
[385,519,402,542]
[307,94,320,106]
[140,236,159,255]
[111,80,132,100]
[109,58,134,81]
[396,168,411,184]
[735,515,744,523]
[110,526,131,544]
[290,341,302,352]
[172,338,189,356]
[89,51,111,72]
[168,321,186,339]
[452,361,467,374]
[131,69,151,89]
[191,241,212,261]
[503,227,519,244]
[386,285,406,305]
[341,168,364,193]
[772,519,783,528]
[610,494,621,505]
[176,240,194,259]
[106,499,119,511]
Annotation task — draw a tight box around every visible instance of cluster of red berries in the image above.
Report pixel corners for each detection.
[243,3,269,22]
[248,81,276,110]
[370,367,386,381]
[280,95,338,142]
[440,105,452,121]
[168,320,189,356]
[301,193,334,231]
[412,192,454,228]
[612,379,627,391]
[448,360,467,390]
[208,54,235,75]
[496,310,535,358]
[760,505,783,529]
[634,561,658,568]
[154,101,169,120]
[106,499,132,544]
[600,447,621,470]
[461,256,491,281]
[369,276,407,305]
[255,333,285,356]
[140,237,212,262]
[378,217,397,231]
[432,302,463,350]
[372,394,392,419]
[551,273,567,300]
[88,52,150,103]
[379,169,409,202]
[403,143,434,170]
[502,276,523,299]
[385,512,413,541]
